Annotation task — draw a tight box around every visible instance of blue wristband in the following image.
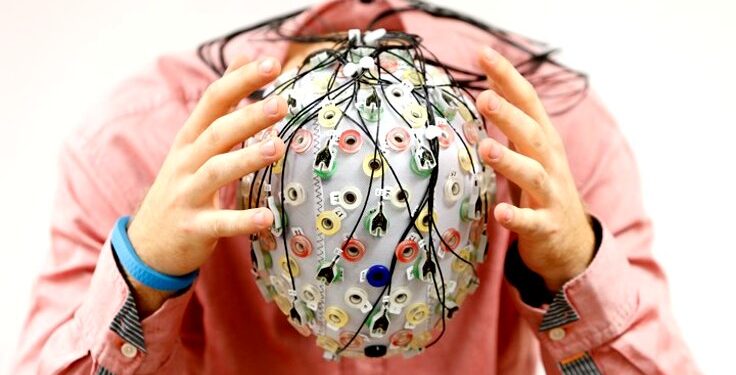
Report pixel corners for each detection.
[111,215,198,292]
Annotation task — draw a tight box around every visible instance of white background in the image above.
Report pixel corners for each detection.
[0,0,733,373]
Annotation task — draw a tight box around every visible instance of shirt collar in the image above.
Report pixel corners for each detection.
[223,0,411,70]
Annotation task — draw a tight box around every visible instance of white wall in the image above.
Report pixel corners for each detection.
[0,0,733,373]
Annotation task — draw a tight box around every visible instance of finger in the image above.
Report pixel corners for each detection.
[224,55,251,75]
[506,142,523,207]
[175,57,282,146]
[195,207,273,238]
[190,95,287,165]
[189,137,285,201]
[494,203,547,236]
[477,89,552,164]
[479,137,551,204]
[478,46,549,126]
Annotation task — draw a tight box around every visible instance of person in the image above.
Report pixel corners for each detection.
[12,0,698,374]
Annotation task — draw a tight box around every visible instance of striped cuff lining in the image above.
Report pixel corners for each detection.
[559,352,602,374]
[109,293,146,352]
[539,290,579,331]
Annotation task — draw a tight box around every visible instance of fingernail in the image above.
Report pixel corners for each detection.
[482,46,500,64]
[259,58,275,74]
[503,207,513,223]
[486,90,501,112]
[260,139,277,157]
[253,209,272,226]
[498,205,513,223]
[263,97,279,116]
[486,140,502,161]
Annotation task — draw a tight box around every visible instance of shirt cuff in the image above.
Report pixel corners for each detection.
[504,215,639,362]
[74,233,194,375]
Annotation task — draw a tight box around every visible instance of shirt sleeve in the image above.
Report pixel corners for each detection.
[11,122,193,375]
[502,92,700,374]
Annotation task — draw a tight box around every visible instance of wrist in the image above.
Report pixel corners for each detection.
[540,215,596,291]
[128,276,175,318]
[126,215,171,274]
[112,216,198,292]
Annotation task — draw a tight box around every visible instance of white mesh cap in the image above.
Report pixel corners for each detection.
[242,29,496,360]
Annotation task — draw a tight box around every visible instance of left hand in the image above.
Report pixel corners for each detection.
[475,46,596,292]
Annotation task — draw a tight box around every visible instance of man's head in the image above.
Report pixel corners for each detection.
[244,29,495,359]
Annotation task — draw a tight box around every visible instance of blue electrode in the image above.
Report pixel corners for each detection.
[366,265,390,287]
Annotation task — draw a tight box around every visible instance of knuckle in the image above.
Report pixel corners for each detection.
[235,150,256,173]
[210,218,225,236]
[548,131,565,151]
[494,95,507,114]
[204,126,222,147]
[229,106,258,138]
[525,218,549,237]
[547,221,562,237]
[201,160,221,182]
[529,131,547,154]
[527,220,545,236]
[204,80,224,102]
[530,164,548,191]
[239,104,257,126]
[496,60,513,82]
[212,216,238,237]
[162,148,187,173]
[171,183,192,205]
[518,80,539,103]
[178,216,199,236]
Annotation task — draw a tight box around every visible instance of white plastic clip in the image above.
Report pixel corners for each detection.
[323,351,337,361]
[348,29,362,44]
[388,304,402,315]
[267,196,282,235]
[469,175,481,202]
[360,302,373,314]
[359,56,375,70]
[342,62,359,77]
[418,238,426,249]
[424,126,443,140]
[364,28,386,45]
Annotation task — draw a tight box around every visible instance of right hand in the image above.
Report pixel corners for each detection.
[126,56,287,290]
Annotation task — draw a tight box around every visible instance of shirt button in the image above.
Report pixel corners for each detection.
[548,327,566,341]
[120,342,138,358]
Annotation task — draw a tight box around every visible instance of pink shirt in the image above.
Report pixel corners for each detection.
[12,1,698,373]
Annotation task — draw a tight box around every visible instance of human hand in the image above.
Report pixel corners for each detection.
[125,56,287,312]
[475,47,595,292]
